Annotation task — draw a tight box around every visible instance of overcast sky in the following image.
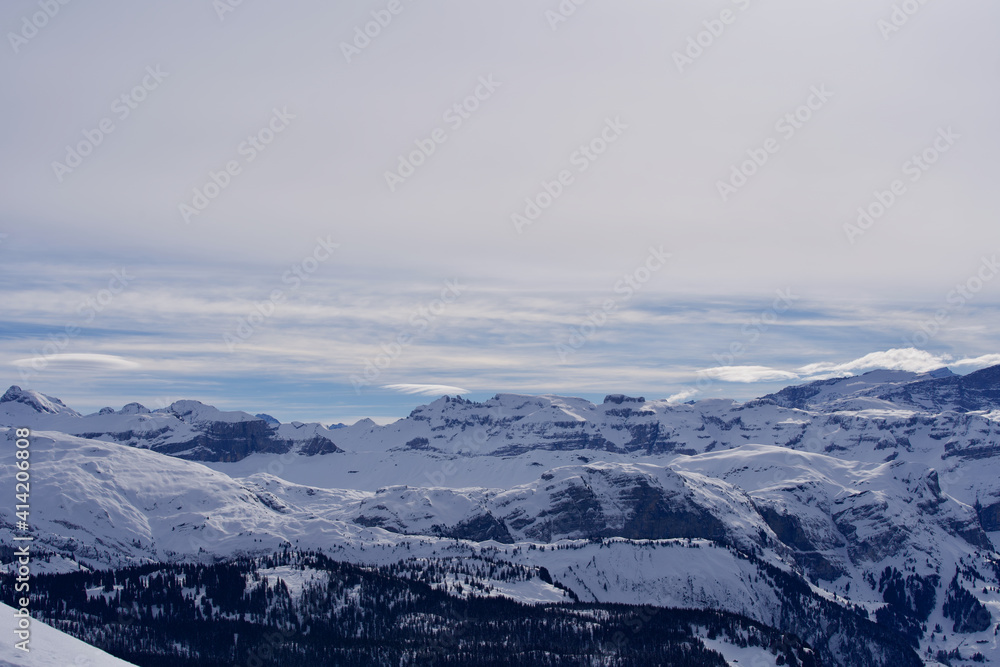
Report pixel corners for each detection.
[2,0,999,423]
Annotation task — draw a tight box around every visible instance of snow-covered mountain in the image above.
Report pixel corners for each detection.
[0,430,927,665]
[3,367,1000,665]
[762,366,1000,413]
[0,385,340,461]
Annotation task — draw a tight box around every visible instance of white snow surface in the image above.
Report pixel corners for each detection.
[0,602,138,666]
[700,636,780,666]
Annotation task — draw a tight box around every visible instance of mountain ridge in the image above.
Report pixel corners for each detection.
[3,365,1000,664]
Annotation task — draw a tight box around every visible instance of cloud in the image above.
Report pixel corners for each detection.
[948,353,1000,372]
[696,349,1000,389]
[383,384,470,396]
[794,348,1000,379]
[666,389,699,404]
[796,348,949,376]
[12,353,141,371]
[697,366,800,383]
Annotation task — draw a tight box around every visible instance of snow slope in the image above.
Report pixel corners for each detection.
[0,602,137,666]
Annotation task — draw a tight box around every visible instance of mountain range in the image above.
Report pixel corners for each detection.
[3,366,1000,665]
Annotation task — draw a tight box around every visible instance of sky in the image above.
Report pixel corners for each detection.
[2,0,999,423]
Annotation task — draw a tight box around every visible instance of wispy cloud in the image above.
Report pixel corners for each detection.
[383,384,470,396]
[696,348,1000,389]
[13,353,141,371]
[796,348,947,376]
[795,348,1000,377]
[666,389,699,404]
[698,366,800,383]
[943,353,1000,372]
[2,267,999,419]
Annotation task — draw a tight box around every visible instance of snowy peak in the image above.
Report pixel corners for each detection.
[0,384,80,416]
[882,363,1000,412]
[756,365,1000,413]
[161,399,261,425]
[327,366,1000,461]
[759,369,927,411]
[0,389,341,462]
